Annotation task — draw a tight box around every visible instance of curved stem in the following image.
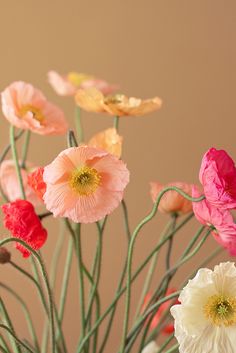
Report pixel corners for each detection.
[0,333,12,353]
[0,324,35,353]
[21,131,31,169]
[9,126,26,200]
[120,187,204,353]
[0,130,24,165]
[121,200,131,240]
[0,298,21,353]
[0,238,56,353]
[77,213,193,353]
[164,343,179,353]
[0,282,40,352]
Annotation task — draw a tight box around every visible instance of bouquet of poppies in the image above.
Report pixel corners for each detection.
[0,71,235,353]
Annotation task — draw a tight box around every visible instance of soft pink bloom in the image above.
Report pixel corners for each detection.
[199,148,236,209]
[192,186,236,256]
[0,160,42,206]
[48,70,118,96]
[150,181,195,214]
[1,81,68,135]
[43,146,130,223]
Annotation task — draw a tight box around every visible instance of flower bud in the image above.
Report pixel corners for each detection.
[0,247,11,264]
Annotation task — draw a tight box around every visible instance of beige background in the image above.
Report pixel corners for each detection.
[0,0,236,352]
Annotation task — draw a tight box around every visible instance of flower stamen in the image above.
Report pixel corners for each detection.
[204,294,236,326]
[69,166,101,196]
[19,105,45,123]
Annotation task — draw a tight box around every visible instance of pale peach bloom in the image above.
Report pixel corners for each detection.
[1,81,68,135]
[75,88,162,117]
[88,128,123,158]
[0,160,42,206]
[48,70,118,96]
[150,181,195,214]
[43,146,130,223]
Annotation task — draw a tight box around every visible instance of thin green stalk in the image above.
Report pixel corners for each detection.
[0,130,24,165]
[74,224,86,348]
[120,187,205,353]
[0,325,35,353]
[0,283,40,352]
[0,238,56,353]
[9,261,49,314]
[0,333,12,353]
[135,218,175,320]
[113,116,120,131]
[121,200,131,240]
[58,236,74,322]
[75,107,84,142]
[67,130,78,148]
[0,344,9,353]
[158,333,175,352]
[9,126,26,200]
[0,298,21,353]
[164,343,179,353]
[77,213,194,353]
[21,131,31,169]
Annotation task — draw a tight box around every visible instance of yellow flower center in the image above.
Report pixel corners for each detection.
[69,166,101,196]
[67,72,93,87]
[204,294,236,326]
[104,94,124,104]
[19,105,45,123]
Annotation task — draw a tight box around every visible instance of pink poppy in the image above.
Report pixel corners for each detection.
[1,81,68,135]
[43,146,130,223]
[0,160,42,206]
[199,148,236,209]
[48,70,118,96]
[192,186,236,256]
[150,181,195,214]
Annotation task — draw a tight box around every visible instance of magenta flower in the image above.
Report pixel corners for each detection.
[192,186,236,256]
[199,148,236,209]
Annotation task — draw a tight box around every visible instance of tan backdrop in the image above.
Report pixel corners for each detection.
[0,0,235,352]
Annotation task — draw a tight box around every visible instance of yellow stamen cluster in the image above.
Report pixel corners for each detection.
[69,166,101,196]
[19,105,45,123]
[204,294,236,326]
[104,94,124,105]
[67,72,93,87]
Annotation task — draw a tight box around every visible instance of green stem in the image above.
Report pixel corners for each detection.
[0,130,24,165]
[0,333,12,353]
[77,213,193,353]
[158,333,175,352]
[0,344,9,353]
[58,236,74,322]
[113,116,120,131]
[0,238,56,353]
[10,126,26,200]
[0,298,21,353]
[0,282,40,352]
[75,107,84,142]
[120,187,204,353]
[164,343,179,353]
[74,224,86,348]
[21,131,31,169]
[0,324,35,353]
[121,200,131,240]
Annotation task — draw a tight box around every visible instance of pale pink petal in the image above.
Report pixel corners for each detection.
[47,70,76,96]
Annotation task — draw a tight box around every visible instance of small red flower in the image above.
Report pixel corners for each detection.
[2,200,47,258]
[27,167,46,200]
[142,289,179,334]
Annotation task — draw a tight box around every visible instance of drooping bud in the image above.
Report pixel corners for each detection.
[0,247,11,264]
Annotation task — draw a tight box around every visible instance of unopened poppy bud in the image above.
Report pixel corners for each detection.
[0,247,11,264]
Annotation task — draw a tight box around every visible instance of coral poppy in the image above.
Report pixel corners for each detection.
[0,160,42,206]
[43,146,130,223]
[88,128,123,158]
[192,186,236,256]
[150,181,195,214]
[2,200,47,258]
[48,70,118,96]
[27,167,46,201]
[171,262,236,353]
[75,87,162,116]
[199,148,236,209]
[1,81,68,135]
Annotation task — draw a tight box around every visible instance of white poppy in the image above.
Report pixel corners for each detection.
[171,262,236,353]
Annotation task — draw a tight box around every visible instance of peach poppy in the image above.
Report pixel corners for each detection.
[88,128,123,158]
[75,88,162,117]
[43,146,130,223]
[150,181,195,214]
[1,81,68,135]
[0,160,42,206]
[48,70,118,96]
